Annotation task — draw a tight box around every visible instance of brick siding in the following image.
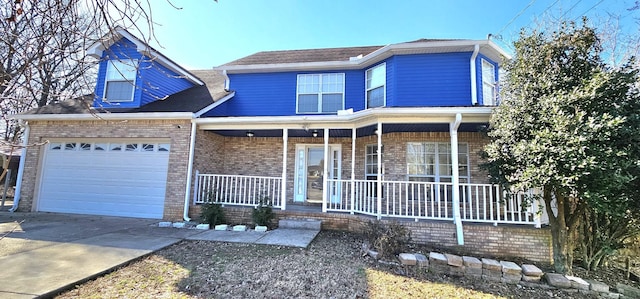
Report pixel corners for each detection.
[19,119,192,220]
[214,206,552,263]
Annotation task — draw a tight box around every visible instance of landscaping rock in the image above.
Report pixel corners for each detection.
[463,256,482,276]
[565,276,589,291]
[502,273,522,284]
[232,225,247,231]
[482,274,502,282]
[158,221,172,228]
[398,253,417,266]
[482,258,502,278]
[367,250,380,260]
[172,222,186,228]
[445,253,463,267]
[521,264,543,277]
[482,258,502,271]
[616,283,640,298]
[429,252,447,265]
[586,279,610,293]
[414,254,428,268]
[500,261,522,276]
[605,293,621,299]
[195,224,210,230]
[429,252,448,273]
[214,224,228,231]
[545,273,571,289]
[521,274,542,283]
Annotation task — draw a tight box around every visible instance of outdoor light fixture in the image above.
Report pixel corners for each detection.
[246,131,254,137]
[312,130,318,137]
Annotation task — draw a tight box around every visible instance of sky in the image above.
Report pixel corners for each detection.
[135,0,640,70]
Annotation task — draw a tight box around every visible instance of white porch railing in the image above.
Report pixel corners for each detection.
[326,179,541,226]
[194,173,541,226]
[194,172,283,208]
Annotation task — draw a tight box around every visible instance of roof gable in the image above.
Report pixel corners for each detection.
[87,27,203,85]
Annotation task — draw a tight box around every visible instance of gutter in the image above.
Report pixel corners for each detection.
[183,120,198,221]
[11,112,194,121]
[470,44,480,105]
[10,121,29,212]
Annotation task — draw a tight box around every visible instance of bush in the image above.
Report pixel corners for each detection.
[363,220,411,259]
[252,196,275,227]
[200,203,226,225]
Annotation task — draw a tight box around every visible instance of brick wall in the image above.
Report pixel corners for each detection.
[20,119,192,220]
[191,131,491,207]
[217,205,552,263]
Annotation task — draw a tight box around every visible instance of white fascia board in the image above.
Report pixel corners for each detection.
[11,112,194,121]
[86,27,203,86]
[195,107,493,130]
[194,92,236,118]
[218,40,509,74]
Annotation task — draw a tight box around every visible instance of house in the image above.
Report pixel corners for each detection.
[10,28,551,261]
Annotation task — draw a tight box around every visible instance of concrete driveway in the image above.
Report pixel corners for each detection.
[0,212,202,299]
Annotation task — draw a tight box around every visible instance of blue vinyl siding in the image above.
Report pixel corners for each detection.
[93,38,194,109]
[204,70,364,117]
[203,52,498,117]
[476,54,499,105]
[392,52,472,107]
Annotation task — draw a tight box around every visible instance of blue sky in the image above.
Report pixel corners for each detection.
[140,0,639,69]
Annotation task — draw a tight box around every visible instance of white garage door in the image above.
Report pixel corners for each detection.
[38,140,171,219]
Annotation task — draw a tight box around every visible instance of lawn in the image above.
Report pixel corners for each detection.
[56,231,599,299]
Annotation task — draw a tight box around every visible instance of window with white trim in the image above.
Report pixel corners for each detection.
[481,59,496,105]
[103,60,137,102]
[296,73,344,113]
[406,142,469,183]
[366,63,386,108]
[365,144,383,180]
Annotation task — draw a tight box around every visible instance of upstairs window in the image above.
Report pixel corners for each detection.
[366,63,386,108]
[297,73,344,114]
[481,59,496,105]
[103,60,137,102]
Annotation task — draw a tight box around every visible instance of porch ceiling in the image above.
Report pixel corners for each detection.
[211,123,488,137]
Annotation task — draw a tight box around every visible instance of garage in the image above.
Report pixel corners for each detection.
[37,140,170,219]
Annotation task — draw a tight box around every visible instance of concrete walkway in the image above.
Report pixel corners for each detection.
[0,212,319,299]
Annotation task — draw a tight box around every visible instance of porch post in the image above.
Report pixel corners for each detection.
[350,127,356,214]
[322,128,329,212]
[281,128,288,210]
[450,113,464,245]
[376,122,382,220]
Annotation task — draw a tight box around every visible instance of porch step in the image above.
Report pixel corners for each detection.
[279,218,322,231]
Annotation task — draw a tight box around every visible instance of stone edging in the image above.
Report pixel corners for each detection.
[364,247,639,299]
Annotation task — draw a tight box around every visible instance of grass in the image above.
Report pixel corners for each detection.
[55,231,596,299]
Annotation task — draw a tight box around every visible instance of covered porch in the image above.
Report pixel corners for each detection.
[185,108,545,244]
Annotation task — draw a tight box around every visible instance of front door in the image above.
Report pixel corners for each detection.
[294,144,341,203]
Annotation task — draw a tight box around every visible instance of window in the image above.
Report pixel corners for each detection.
[482,59,496,105]
[103,60,137,102]
[406,142,469,182]
[366,63,386,108]
[297,73,344,113]
[365,144,383,180]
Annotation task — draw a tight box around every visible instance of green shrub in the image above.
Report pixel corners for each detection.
[363,220,412,259]
[252,196,275,227]
[200,203,226,225]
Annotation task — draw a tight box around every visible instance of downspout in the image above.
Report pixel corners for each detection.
[450,113,464,245]
[10,121,29,212]
[222,69,230,91]
[470,44,480,105]
[183,120,197,221]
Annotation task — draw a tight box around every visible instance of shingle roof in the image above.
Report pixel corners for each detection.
[223,45,384,66]
[22,70,230,115]
[222,39,458,66]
